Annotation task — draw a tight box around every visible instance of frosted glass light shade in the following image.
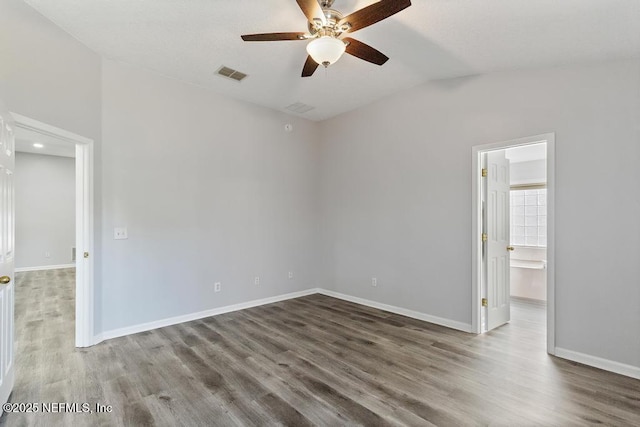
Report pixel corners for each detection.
[306,36,346,67]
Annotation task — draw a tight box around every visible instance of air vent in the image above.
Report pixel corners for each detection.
[216,66,248,82]
[285,102,315,114]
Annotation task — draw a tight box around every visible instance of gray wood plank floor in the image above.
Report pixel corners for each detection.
[2,269,639,426]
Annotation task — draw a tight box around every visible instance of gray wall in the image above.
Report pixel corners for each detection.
[100,59,321,331]
[0,0,101,141]
[319,59,640,368]
[15,153,75,268]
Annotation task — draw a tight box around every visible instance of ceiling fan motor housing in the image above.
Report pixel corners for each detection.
[308,8,347,37]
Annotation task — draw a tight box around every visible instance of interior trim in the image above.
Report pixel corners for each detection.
[318,289,474,333]
[11,112,95,349]
[555,347,640,380]
[94,288,322,344]
[95,287,474,344]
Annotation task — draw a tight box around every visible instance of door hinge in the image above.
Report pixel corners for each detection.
[482,298,488,307]
[481,168,488,178]
[83,252,89,259]
[482,233,488,242]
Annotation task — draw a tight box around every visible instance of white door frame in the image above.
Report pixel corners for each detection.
[10,113,95,348]
[472,133,556,354]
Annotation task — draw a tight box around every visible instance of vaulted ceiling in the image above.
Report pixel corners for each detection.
[24,0,640,121]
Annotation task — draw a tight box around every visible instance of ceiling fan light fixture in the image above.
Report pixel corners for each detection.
[306,36,346,68]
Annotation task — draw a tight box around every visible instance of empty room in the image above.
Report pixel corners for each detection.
[0,0,639,425]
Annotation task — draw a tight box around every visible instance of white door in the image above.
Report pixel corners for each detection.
[0,108,15,406]
[485,150,511,330]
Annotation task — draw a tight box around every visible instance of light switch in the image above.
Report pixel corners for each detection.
[114,227,128,240]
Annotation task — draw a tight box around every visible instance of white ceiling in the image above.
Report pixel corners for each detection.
[15,127,76,158]
[23,0,640,121]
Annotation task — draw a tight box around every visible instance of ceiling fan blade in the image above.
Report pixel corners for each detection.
[296,0,325,24]
[344,37,388,65]
[302,56,319,77]
[339,0,411,33]
[241,32,306,42]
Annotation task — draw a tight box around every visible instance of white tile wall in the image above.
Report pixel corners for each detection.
[511,189,547,247]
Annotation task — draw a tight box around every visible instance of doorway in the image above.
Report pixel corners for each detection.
[10,113,94,348]
[471,133,555,354]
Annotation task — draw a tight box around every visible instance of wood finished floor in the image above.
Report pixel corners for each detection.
[2,269,640,426]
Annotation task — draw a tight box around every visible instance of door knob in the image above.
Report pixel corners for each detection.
[0,276,11,284]
[507,246,515,251]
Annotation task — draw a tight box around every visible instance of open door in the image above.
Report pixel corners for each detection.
[0,106,15,406]
[485,150,511,330]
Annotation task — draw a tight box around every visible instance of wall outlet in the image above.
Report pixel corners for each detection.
[114,227,128,240]
[44,251,51,258]
[254,276,260,285]
[372,277,377,287]
[214,282,221,293]
[288,271,293,279]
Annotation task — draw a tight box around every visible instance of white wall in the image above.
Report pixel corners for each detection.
[510,159,546,186]
[100,59,321,332]
[510,247,547,301]
[319,60,640,369]
[15,153,75,268]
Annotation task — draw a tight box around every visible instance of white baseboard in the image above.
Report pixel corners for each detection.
[95,287,473,345]
[555,347,640,380]
[93,287,639,380]
[15,264,75,272]
[94,288,321,344]
[318,289,474,333]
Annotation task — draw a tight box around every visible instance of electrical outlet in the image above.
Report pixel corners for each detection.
[288,271,293,279]
[214,282,221,293]
[372,277,377,287]
[45,251,51,258]
[254,276,260,285]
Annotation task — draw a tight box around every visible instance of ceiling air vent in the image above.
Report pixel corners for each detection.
[285,102,315,114]
[216,66,247,82]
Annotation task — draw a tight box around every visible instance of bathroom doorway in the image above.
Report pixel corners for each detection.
[506,143,547,303]
[472,133,556,354]
[505,143,548,339]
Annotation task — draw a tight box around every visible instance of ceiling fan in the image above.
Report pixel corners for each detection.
[241,0,411,77]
